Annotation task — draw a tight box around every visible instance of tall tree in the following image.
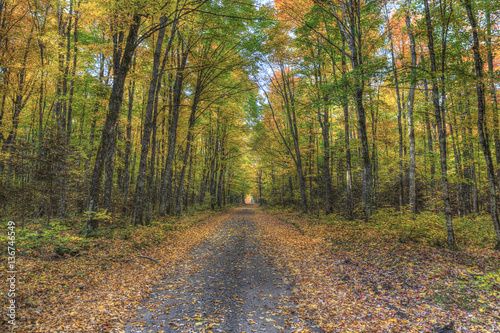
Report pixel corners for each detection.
[86,14,141,234]
[404,0,417,213]
[133,15,176,225]
[462,0,500,249]
[423,0,456,249]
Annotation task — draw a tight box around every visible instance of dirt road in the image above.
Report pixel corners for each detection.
[125,207,322,333]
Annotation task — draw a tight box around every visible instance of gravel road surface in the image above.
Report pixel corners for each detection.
[124,208,322,333]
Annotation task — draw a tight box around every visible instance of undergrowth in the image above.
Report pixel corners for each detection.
[263,205,500,304]
[367,207,497,249]
[264,206,499,250]
[0,209,220,259]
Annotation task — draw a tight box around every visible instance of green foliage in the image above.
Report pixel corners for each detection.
[476,270,500,297]
[370,208,446,246]
[369,208,498,249]
[1,209,217,260]
[431,281,480,311]
[119,228,133,240]
[431,269,500,311]
[1,220,89,257]
[88,208,113,223]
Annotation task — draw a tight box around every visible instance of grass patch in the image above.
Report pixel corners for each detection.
[431,282,481,311]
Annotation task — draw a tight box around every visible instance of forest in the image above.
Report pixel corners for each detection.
[2,0,500,331]
[1,0,263,228]
[2,0,500,248]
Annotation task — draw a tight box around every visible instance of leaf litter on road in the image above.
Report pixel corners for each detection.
[124,207,322,333]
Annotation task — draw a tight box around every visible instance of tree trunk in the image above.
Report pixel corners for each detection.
[66,10,78,145]
[463,0,500,249]
[354,76,372,221]
[315,55,332,215]
[461,105,473,215]
[386,6,404,210]
[175,95,199,214]
[185,146,194,208]
[405,0,417,213]
[144,109,159,225]
[343,4,372,221]
[485,10,500,193]
[134,17,168,225]
[217,152,225,208]
[320,107,332,215]
[423,79,436,201]
[122,68,135,196]
[121,73,135,216]
[450,119,463,215]
[86,15,141,234]
[159,41,188,215]
[470,124,479,214]
[341,40,353,219]
[423,0,456,249]
[103,125,118,211]
[4,33,32,149]
[282,66,307,213]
